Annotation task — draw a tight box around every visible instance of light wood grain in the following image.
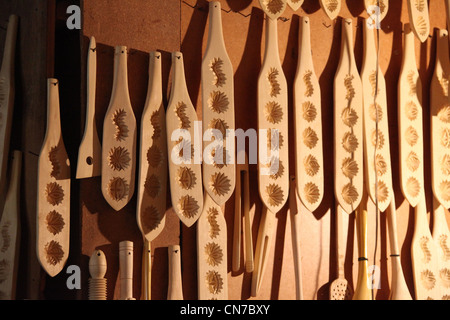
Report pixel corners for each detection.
[319,0,341,20]
[294,16,324,213]
[76,36,101,179]
[258,0,287,20]
[167,244,183,300]
[0,150,21,300]
[286,0,303,11]
[36,79,71,277]
[101,46,137,211]
[407,0,430,43]
[334,18,363,215]
[119,240,135,300]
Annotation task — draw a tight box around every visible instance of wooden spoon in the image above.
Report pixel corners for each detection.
[36,79,71,277]
[166,52,203,227]
[397,24,424,208]
[101,46,137,211]
[406,0,430,43]
[294,16,324,213]
[286,0,303,11]
[197,193,228,299]
[319,0,341,20]
[167,244,183,300]
[76,36,101,179]
[364,0,389,24]
[0,150,21,299]
[258,0,287,20]
[334,18,363,215]
[0,14,18,200]
[202,1,235,207]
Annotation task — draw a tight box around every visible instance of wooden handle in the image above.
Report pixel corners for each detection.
[140,240,151,300]
[46,78,62,138]
[446,0,450,32]
[88,250,107,300]
[232,169,242,272]
[289,176,303,300]
[167,245,183,300]
[335,204,345,278]
[205,1,226,52]
[242,169,253,273]
[0,14,18,77]
[119,241,135,300]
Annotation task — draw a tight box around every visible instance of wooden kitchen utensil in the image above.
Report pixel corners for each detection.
[197,193,228,300]
[364,0,389,23]
[167,244,183,300]
[319,0,341,20]
[119,240,135,300]
[353,192,372,300]
[361,18,393,212]
[252,13,289,297]
[407,0,430,43]
[0,150,21,300]
[232,149,252,273]
[0,14,18,200]
[289,175,304,300]
[286,0,303,11]
[398,23,425,208]
[334,18,363,215]
[36,79,71,277]
[259,0,287,20]
[202,1,235,207]
[88,249,107,300]
[329,204,353,300]
[76,36,101,179]
[294,16,324,213]
[166,52,203,227]
[101,46,137,211]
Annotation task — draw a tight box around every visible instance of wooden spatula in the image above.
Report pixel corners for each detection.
[166,52,203,227]
[286,0,303,11]
[0,14,18,200]
[101,46,137,211]
[259,0,287,20]
[167,244,183,300]
[252,13,289,297]
[36,79,71,277]
[197,193,228,299]
[294,16,324,213]
[406,0,429,43]
[364,0,389,24]
[334,18,363,216]
[76,36,101,179]
[0,150,21,299]
[319,0,341,20]
[202,1,235,207]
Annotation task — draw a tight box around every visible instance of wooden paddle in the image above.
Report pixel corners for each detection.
[36,79,71,277]
[259,0,287,20]
[76,36,101,179]
[286,0,303,11]
[101,46,137,211]
[319,0,341,20]
[0,150,21,299]
[294,16,324,213]
[406,0,430,43]
[166,52,203,227]
[0,14,18,201]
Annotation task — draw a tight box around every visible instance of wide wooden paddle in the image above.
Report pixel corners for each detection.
[166,52,203,227]
[294,16,324,213]
[319,0,341,20]
[252,13,289,297]
[0,150,21,299]
[406,0,430,43]
[0,15,18,201]
[101,46,137,211]
[36,79,71,277]
[76,36,101,179]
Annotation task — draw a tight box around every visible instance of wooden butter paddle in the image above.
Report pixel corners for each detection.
[406,0,430,43]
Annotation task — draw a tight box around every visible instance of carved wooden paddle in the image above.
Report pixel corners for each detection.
[319,0,341,20]
[406,0,430,43]
[259,0,287,20]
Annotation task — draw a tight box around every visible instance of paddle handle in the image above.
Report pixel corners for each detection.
[167,245,183,300]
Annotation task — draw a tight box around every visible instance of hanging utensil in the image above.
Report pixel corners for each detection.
[76,36,101,179]
[319,0,341,20]
[406,0,430,43]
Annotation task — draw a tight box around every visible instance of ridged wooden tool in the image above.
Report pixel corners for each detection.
[0,150,21,300]
[252,14,289,297]
[289,175,303,300]
[36,79,71,277]
[398,24,424,208]
[76,36,101,179]
[294,16,324,213]
[119,240,135,300]
[232,149,252,273]
[166,52,203,227]
[329,204,353,300]
[101,46,137,211]
[0,15,18,199]
[361,19,393,212]
[202,1,235,207]
[364,0,389,23]
[197,193,228,299]
[334,18,363,215]
[286,0,303,11]
[319,0,341,20]
[167,244,183,300]
[353,192,372,300]
[259,0,287,20]
[406,0,430,43]
[88,250,107,300]
[430,29,450,300]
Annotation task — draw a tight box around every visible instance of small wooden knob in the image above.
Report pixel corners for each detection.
[89,250,107,279]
